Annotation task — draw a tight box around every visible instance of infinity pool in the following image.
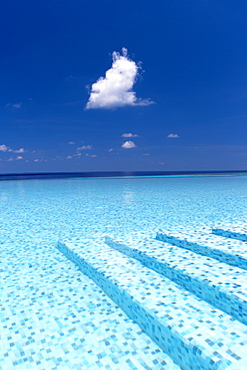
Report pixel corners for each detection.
[1,175,247,369]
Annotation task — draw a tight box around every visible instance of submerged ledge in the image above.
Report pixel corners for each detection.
[0,170,247,181]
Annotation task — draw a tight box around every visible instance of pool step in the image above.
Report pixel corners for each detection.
[57,237,247,370]
[105,235,247,325]
[212,226,247,242]
[156,228,247,270]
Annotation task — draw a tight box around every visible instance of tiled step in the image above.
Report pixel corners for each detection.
[212,226,247,242]
[57,237,247,370]
[105,235,247,325]
[156,228,247,270]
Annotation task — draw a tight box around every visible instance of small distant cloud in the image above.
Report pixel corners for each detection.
[122,133,139,138]
[13,103,22,108]
[9,148,25,153]
[167,133,180,138]
[34,159,39,162]
[68,141,75,145]
[6,102,22,109]
[77,145,92,150]
[108,148,114,152]
[86,48,154,109]
[7,158,14,162]
[0,144,8,152]
[122,141,136,149]
[85,153,97,157]
[16,155,23,160]
[66,152,82,159]
[143,153,150,156]
[0,144,26,153]
[64,75,77,83]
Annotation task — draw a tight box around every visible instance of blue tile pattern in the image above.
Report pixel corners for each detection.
[58,236,247,370]
[156,228,247,270]
[212,225,247,242]
[2,175,247,369]
[0,236,180,370]
[105,233,247,325]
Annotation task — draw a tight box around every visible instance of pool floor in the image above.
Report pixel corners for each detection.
[1,176,247,369]
[1,232,179,370]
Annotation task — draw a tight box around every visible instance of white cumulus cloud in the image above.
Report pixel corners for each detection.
[167,133,180,138]
[0,144,8,152]
[86,48,153,109]
[122,141,136,149]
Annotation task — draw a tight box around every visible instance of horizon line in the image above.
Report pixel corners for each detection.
[0,170,247,181]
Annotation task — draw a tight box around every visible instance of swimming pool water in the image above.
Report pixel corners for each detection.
[1,175,247,369]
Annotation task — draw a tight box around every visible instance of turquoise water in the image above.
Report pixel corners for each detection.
[1,175,247,369]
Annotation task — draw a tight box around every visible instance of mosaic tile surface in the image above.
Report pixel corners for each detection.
[0,233,180,370]
[58,237,247,370]
[156,227,247,270]
[105,233,247,325]
[1,175,247,369]
[212,224,247,242]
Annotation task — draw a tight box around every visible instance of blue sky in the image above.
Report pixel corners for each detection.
[1,0,247,173]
